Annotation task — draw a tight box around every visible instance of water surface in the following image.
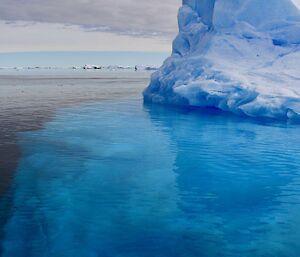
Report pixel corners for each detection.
[1,99,300,257]
[0,70,149,195]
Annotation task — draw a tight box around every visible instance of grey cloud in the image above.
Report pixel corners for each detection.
[0,0,181,37]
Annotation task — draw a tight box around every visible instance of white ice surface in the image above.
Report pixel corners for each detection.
[144,0,300,120]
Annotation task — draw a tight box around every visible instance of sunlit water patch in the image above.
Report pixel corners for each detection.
[1,100,300,257]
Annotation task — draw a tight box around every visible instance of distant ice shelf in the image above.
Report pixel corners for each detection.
[144,0,300,121]
[0,65,159,71]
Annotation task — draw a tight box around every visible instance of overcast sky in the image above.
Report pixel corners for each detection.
[0,0,181,53]
[0,0,299,53]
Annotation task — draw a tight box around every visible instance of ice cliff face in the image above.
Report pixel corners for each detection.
[143,0,300,121]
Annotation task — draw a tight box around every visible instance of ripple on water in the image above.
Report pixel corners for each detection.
[1,99,300,257]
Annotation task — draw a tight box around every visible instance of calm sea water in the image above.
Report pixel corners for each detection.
[0,70,149,196]
[1,96,300,257]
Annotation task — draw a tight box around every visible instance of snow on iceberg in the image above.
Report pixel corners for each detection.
[143,0,300,120]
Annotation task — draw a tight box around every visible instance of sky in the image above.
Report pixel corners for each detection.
[0,0,299,66]
[0,0,181,53]
[0,51,170,67]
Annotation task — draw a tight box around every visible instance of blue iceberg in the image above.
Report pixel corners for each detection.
[144,0,300,120]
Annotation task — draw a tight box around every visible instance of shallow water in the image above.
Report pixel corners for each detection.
[1,99,300,257]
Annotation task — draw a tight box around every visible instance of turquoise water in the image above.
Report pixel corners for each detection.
[1,99,300,257]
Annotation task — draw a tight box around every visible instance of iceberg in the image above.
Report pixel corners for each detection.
[144,0,300,120]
